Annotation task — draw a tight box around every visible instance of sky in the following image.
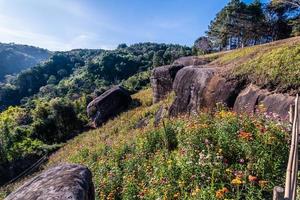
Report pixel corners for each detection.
[0,0,260,51]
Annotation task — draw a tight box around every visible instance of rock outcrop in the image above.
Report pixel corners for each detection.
[156,65,293,120]
[87,86,132,127]
[234,84,295,120]
[173,56,210,66]
[5,164,94,200]
[169,66,216,116]
[202,75,245,109]
[151,64,184,103]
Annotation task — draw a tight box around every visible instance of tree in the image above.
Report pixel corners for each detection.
[273,0,300,8]
[193,36,212,54]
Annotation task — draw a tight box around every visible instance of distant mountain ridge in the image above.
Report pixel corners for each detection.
[0,42,51,81]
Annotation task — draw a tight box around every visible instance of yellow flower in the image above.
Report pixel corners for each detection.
[231,178,244,186]
[191,186,200,196]
[259,180,268,187]
[173,192,180,198]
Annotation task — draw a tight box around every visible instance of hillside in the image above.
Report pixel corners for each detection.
[204,36,300,94]
[0,43,51,81]
[0,37,298,199]
[0,43,192,187]
[1,88,289,199]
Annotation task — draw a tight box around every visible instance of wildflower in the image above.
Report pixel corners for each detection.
[238,131,253,141]
[259,180,268,187]
[173,192,180,198]
[191,186,200,196]
[216,187,229,199]
[239,158,245,164]
[225,168,232,173]
[204,139,210,145]
[231,178,244,186]
[248,175,258,182]
[234,171,243,178]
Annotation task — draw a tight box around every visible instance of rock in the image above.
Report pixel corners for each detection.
[169,66,216,116]
[87,86,132,127]
[258,93,295,120]
[135,116,150,129]
[154,105,168,127]
[5,163,94,200]
[173,56,210,66]
[202,75,245,109]
[150,64,184,103]
[233,84,265,114]
[234,84,295,120]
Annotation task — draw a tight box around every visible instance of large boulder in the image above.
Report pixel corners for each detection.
[87,86,132,127]
[234,84,295,120]
[202,75,245,109]
[169,66,216,116]
[150,64,184,103]
[5,164,94,200]
[173,56,210,66]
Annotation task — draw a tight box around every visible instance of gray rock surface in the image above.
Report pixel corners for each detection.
[234,84,295,120]
[151,64,184,103]
[169,66,216,116]
[202,75,245,109]
[87,86,132,127]
[5,163,94,200]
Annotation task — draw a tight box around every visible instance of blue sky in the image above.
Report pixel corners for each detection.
[0,0,263,51]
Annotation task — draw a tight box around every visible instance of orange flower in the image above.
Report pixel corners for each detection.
[215,187,229,199]
[238,131,253,141]
[248,175,258,182]
[259,180,268,187]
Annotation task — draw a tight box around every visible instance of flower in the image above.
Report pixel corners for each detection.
[216,187,229,199]
[231,178,244,186]
[173,192,180,198]
[234,171,243,178]
[238,131,253,141]
[259,180,268,187]
[248,175,258,182]
[191,186,200,196]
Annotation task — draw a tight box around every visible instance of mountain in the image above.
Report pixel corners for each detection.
[0,43,51,81]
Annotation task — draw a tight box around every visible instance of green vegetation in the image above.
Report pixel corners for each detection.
[207,37,300,93]
[14,89,287,200]
[194,0,300,52]
[0,43,191,186]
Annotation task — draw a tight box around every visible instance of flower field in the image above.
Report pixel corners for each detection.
[1,88,290,199]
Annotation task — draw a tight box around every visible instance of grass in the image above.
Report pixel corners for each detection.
[205,36,300,94]
[1,89,290,200]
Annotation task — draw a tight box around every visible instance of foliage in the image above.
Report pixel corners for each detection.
[0,107,44,163]
[209,36,300,93]
[31,98,83,144]
[205,0,300,50]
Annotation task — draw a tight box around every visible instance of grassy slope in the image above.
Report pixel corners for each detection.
[1,89,290,200]
[204,36,300,94]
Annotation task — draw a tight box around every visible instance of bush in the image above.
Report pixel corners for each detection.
[31,98,83,144]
